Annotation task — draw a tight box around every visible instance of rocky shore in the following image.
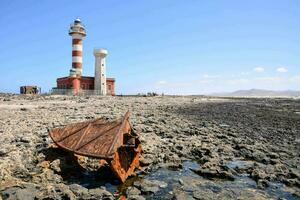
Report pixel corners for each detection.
[0,94,299,199]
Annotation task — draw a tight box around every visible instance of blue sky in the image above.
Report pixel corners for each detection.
[0,0,299,94]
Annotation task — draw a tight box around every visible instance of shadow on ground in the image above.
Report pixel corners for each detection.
[42,147,122,190]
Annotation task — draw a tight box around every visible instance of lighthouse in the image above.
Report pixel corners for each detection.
[94,49,108,95]
[55,18,115,96]
[68,17,86,94]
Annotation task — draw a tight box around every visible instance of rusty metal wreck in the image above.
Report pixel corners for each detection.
[48,111,142,182]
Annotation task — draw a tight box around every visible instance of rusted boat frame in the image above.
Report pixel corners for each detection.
[49,111,142,182]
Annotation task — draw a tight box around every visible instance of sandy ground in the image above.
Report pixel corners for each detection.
[0,94,299,200]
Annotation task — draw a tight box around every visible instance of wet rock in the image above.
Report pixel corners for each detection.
[20,137,31,143]
[269,158,280,165]
[178,178,184,185]
[127,195,146,200]
[274,163,290,175]
[126,187,145,200]
[191,168,235,181]
[193,188,216,200]
[49,156,79,174]
[33,184,75,200]
[219,171,235,181]
[144,126,153,133]
[257,179,269,189]
[238,148,253,158]
[140,185,159,194]
[264,164,276,175]
[198,156,210,164]
[267,152,279,159]
[50,159,61,173]
[12,165,31,181]
[251,168,267,181]
[226,160,254,174]
[234,143,248,150]
[289,169,300,179]
[134,179,167,194]
[15,188,37,200]
[219,123,229,128]
[289,188,300,198]
[69,184,89,196]
[252,151,268,163]
[1,183,39,200]
[140,155,153,166]
[158,162,183,170]
[1,187,20,200]
[190,148,205,159]
[32,169,63,184]
[283,178,300,187]
[173,189,195,200]
[86,188,114,200]
[175,144,183,151]
[0,148,10,157]
[126,186,141,196]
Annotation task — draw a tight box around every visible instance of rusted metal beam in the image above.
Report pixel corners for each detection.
[74,123,92,150]
[106,111,130,156]
[56,119,99,142]
[74,121,122,152]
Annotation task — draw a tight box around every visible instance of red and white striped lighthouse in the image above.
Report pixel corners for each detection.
[68,18,86,94]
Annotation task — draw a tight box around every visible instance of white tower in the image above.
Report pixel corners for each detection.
[94,49,108,95]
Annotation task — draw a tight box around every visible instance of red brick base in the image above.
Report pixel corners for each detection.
[56,76,115,95]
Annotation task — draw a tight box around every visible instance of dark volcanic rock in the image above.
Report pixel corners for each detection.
[134,179,167,194]
[1,185,38,200]
[173,189,195,200]
[127,195,146,200]
[86,188,114,200]
[69,184,89,196]
[126,186,141,196]
[191,168,235,181]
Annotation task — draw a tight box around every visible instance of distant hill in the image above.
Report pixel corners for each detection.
[211,89,300,97]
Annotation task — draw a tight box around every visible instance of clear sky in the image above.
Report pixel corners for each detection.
[0,0,299,94]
